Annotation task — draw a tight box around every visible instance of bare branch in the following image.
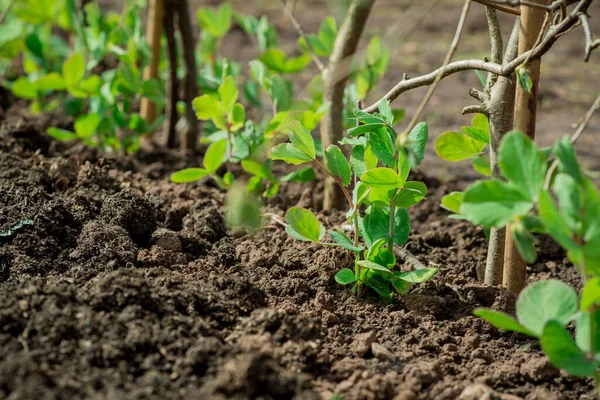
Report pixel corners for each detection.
[473,0,520,15]
[485,6,503,89]
[364,59,502,113]
[462,104,487,114]
[544,92,600,189]
[579,13,600,62]
[364,0,593,113]
[279,0,325,72]
[469,88,487,102]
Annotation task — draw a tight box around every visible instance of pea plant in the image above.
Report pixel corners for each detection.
[268,101,437,299]
[169,2,391,202]
[456,131,600,388]
[3,0,165,153]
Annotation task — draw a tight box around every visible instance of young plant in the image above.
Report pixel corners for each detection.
[269,101,437,299]
[457,131,600,388]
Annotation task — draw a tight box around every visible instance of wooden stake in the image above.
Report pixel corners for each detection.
[321,0,375,210]
[163,5,178,148]
[140,0,165,127]
[177,0,200,152]
[503,0,546,293]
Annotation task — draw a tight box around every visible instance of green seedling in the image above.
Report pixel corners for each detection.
[269,101,437,300]
[457,132,600,387]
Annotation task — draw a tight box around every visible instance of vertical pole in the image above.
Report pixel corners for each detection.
[163,5,178,148]
[503,1,546,293]
[177,0,200,152]
[140,0,165,127]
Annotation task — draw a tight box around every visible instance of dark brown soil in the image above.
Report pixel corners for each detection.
[0,109,595,400]
[2,1,600,399]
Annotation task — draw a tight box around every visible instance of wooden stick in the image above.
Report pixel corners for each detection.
[503,0,547,293]
[177,0,200,152]
[163,4,178,148]
[140,0,165,128]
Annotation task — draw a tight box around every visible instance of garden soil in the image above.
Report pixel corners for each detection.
[1,1,600,399]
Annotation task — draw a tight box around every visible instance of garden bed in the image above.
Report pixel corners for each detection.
[0,108,594,400]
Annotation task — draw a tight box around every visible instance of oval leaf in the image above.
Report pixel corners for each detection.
[325,145,351,186]
[335,268,356,285]
[285,207,324,243]
[361,167,403,190]
[435,131,486,162]
[516,279,579,337]
[395,268,438,283]
[203,139,228,173]
[170,168,210,183]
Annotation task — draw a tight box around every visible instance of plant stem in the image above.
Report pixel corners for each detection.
[313,158,354,209]
[387,191,398,254]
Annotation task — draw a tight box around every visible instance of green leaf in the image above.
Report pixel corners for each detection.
[392,109,405,125]
[517,279,579,337]
[241,159,273,180]
[197,3,232,38]
[581,277,600,311]
[228,103,245,131]
[393,208,410,246]
[74,114,100,139]
[285,207,325,243]
[325,145,351,186]
[335,268,356,285]
[268,75,292,112]
[360,206,388,247]
[269,143,313,165]
[395,268,438,283]
[329,230,363,252]
[11,77,37,99]
[225,183,262,229]
[498,131,546,201]
[36,73,66,91]
[348,123,386,137]
[553,173,581,230]
[473,308,535,336]
[170,168,210,183]
[378,100,393,124]
[516,66,533,93]
[203,139,227,173]
[538,190,577,252]
[368,128,396,167]
[555,136,583,183]
[461,180,533,228]
[575,309,600,355]
[259,49,311,73]
[361,167,404,190]
[47,127,77,141]
[541,320,597,378]
[25,32,43,60]
[288,120,316,159]
[280,167,316,182]
[471,154,491,176]
[395,182,426,208]
[435,131,486,161]
[218,76,238,114]
[462,114,490,143]
[392,278,412,295]
[408,122,428,163]
[63,52,85,88]
[193,94,222,120]
[510,222,537,264]
[440,192,463,214]
[357,260,392,274]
